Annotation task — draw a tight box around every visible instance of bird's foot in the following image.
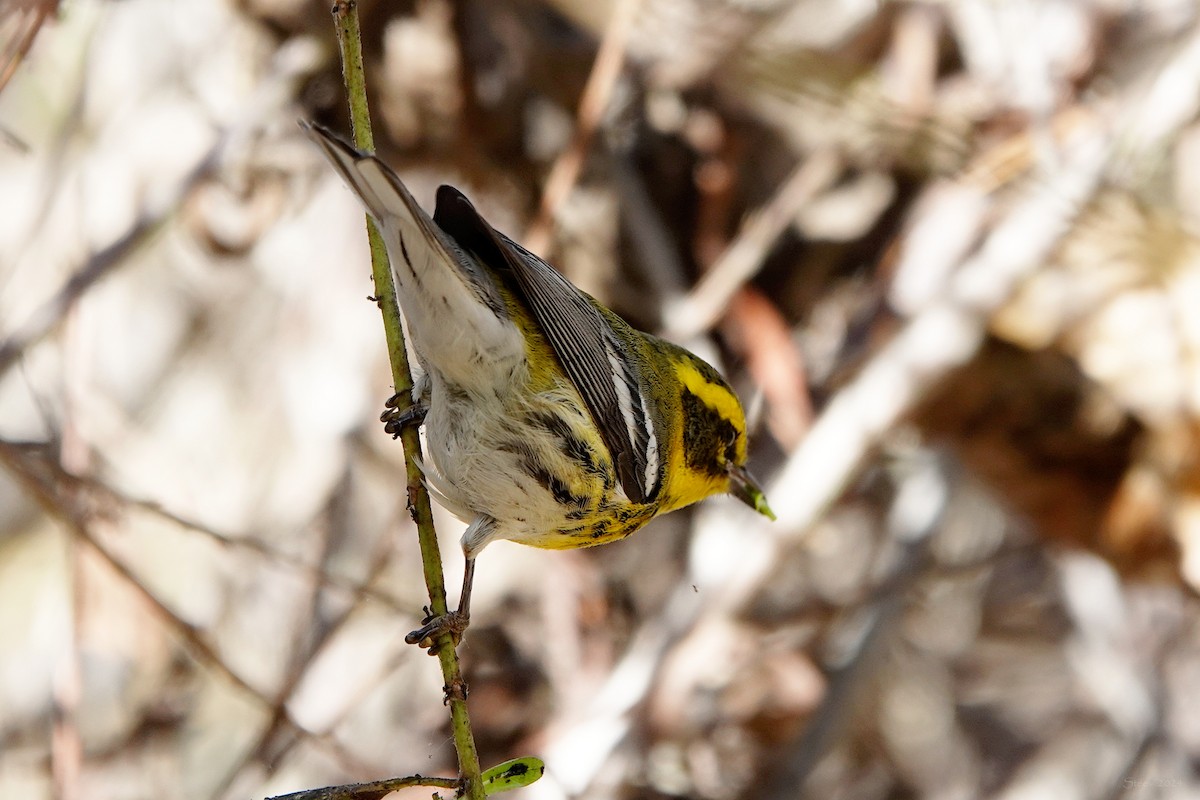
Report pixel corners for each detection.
[380,395,427,438]
[405,606,469,655]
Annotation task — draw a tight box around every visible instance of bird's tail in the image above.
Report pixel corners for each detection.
[301,121,518,381]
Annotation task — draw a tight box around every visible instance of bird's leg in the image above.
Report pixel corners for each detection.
[380,393,427,438]
[405,557,474,655]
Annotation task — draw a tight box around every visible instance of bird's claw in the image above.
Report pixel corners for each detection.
[380,397,427,438]
[405,609,469,655]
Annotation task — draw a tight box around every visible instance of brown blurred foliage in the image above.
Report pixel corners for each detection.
[2,1,1199,799]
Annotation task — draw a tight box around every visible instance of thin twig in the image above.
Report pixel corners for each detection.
[330,3,485,797]
[268,774,460,800]
[0,143,219,380]
[0,0,58,95]
[0,441,414,615]
[0,441,392,779]
[205,495,413,799]
[51,300,92,800]
[0,215,159,379]
[0,3,324,379]
[662,147,843,339]
[767,123,1110,538]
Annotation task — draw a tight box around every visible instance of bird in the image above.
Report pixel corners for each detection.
[301,121,774,651]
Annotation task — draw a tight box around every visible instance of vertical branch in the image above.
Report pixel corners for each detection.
[329,4,485,798]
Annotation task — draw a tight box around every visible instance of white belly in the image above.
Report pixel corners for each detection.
[421,373,599,549]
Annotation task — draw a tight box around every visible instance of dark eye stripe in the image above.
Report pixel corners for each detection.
[681,389,737,478]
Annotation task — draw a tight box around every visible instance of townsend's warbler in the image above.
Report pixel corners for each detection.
[303,122,774,649]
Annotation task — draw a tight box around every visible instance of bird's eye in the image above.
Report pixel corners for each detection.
[722,426,739,464]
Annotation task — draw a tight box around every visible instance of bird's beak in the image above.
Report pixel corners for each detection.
[729,465,776,520]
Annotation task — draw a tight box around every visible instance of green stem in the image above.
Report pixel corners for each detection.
[330,4,485,798]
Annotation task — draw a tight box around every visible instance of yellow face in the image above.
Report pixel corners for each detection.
[661,354,773,519]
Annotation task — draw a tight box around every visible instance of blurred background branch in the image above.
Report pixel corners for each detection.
[2,2,1200,800]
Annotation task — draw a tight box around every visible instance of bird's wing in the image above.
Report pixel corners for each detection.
[433,186,662,505]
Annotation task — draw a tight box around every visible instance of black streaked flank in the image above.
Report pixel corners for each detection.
[524,458,588,510]
[498,439,589,510]
[398,233,413,271]
[528,410,601,477]
[440,382,470,403]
